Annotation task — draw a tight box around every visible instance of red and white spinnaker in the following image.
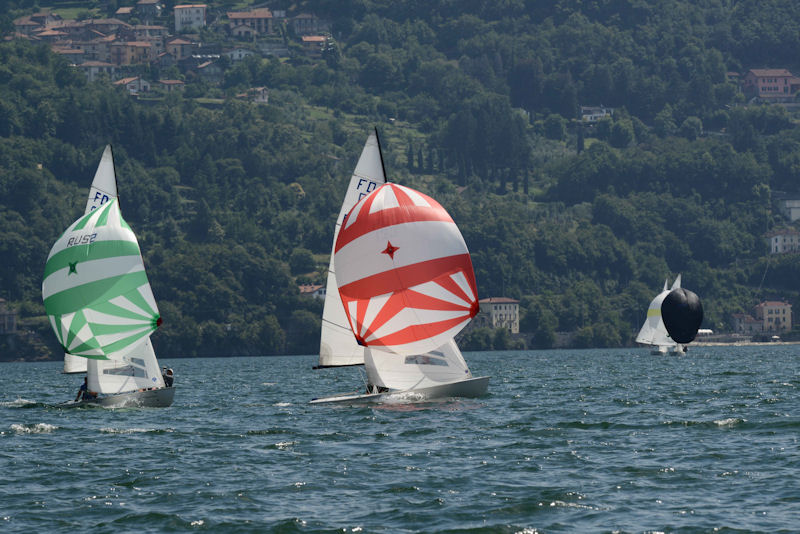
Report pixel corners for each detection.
[334,183,479,356]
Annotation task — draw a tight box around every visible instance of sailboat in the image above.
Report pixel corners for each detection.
[63,145,118,375]
[311,145,489,403]
[636,275,685,355]
[43,174,174,408]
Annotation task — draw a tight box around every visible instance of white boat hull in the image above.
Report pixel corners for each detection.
[60,387,175,408]
[310,376,490,405]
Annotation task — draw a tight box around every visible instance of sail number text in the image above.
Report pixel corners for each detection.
[67,233,98,247]
[356,179,378,201]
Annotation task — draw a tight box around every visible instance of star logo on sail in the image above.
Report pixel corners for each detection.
[382,241,399,259]
[68,261,78,275]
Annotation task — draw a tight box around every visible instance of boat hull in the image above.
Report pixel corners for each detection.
[60,387,175,408]
[310,376,490,405]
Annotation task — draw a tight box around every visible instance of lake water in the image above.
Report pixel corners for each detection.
[1,346,798,533]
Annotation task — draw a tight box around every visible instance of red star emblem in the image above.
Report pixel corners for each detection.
[382,241,399,259]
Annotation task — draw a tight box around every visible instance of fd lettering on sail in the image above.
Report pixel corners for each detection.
[334,183,479,356]
[355,178,379,201]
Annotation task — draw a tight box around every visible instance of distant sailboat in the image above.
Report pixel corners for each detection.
[43,159,174,408]
[63,145,118,374]
[311,175,489,404]
[637,276,683,354]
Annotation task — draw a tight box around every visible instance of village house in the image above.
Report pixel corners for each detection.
[128,24,169,43]
[224,47,257,62]
[113,76,151,95]
[52,45,85,64]
[174,4,207,33]
[765,227,800,254]
[136,0,162,22]
[581,105,613,122]
[158,79,185,92]
[754,300,792,333]
[35,28,69,42]
[473,297,520,334]
[227,8,274,35]
[115,6,135,21]
[13,12,62,34]
[731,313,763,335]
[779,198,800,222]
[742,69,800,102]
[166,37,196,60]
[111,41,154,65]
[231,24,258,40]
[75,60,116,82]
[298,284,326,299]
[290,13,328,35]
[196,60,223,84]
[71,36,115,63]
[300,35,326,57]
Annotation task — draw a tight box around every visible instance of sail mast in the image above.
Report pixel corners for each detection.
[374,126,388,184]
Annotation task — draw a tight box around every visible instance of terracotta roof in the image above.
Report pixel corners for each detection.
[479,297,519,304]
[175,4,207,8]
[168,38,193,45]
[113,76,140,85]
[301,35,326,42]
[756,301,791,307]
[79,60,115,67]
[765,227,800,237]
[159,79,184,85]
[116,7,134,14]
[298,284,323,294]
[748,68,794,77]
[228,8,272,19]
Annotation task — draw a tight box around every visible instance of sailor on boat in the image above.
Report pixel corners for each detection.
[162,367,174,387]
[75,376,98,402]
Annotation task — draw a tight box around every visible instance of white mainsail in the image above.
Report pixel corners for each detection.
[636,276,681,349]
[43,199,166,394]
[318,131,387,367]
[64,145,118,374]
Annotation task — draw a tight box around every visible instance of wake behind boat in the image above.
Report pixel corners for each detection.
[312,136,488,403]
[42,152,174,408]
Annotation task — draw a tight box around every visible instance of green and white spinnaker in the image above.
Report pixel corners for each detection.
[42,199,160,361]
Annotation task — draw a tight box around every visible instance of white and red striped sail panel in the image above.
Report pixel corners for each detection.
[334,183,479,356]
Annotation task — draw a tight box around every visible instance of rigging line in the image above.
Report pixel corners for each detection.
[321,317,355,330]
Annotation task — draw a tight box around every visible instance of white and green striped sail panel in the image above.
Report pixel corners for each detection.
[42,199,160,361]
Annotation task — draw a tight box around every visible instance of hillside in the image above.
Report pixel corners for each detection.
[1,0,800,359]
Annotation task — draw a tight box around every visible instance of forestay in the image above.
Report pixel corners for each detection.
[334,183,479,356]
[65,144,119,374]
[318,131,387,367]
[42,199,161,361]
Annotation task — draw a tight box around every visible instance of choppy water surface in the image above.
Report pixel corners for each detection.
[1,346,799,533]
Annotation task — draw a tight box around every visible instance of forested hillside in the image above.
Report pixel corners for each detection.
[2,0,800,359]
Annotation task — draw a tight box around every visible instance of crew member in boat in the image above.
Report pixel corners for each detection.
[75,376,97,402]
[162,367,174,387]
